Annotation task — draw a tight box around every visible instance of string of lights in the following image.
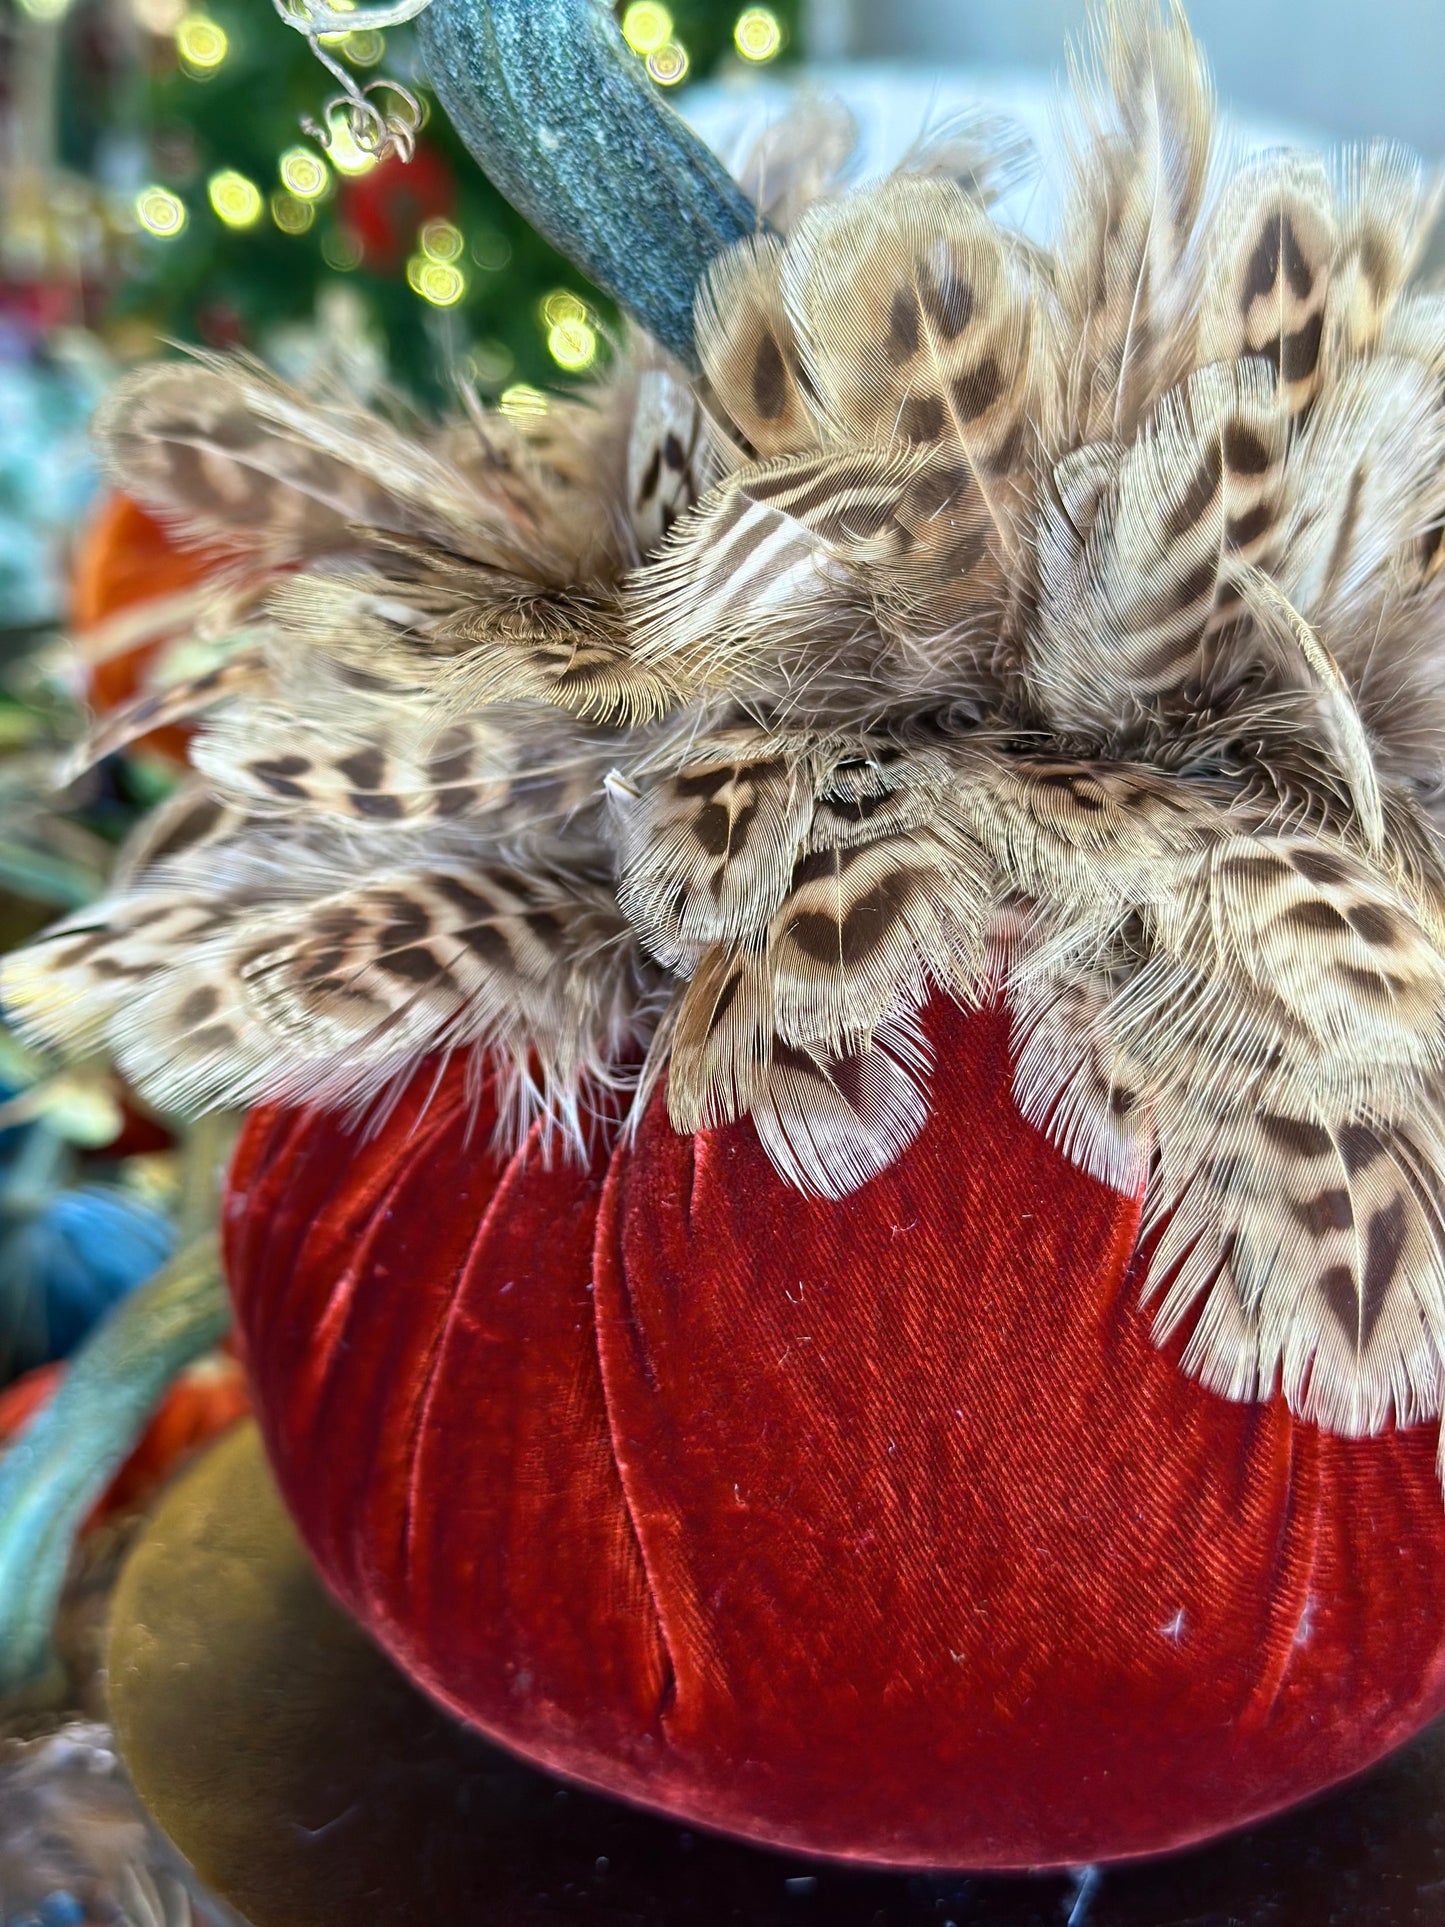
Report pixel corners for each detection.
[5,1,793,405]
[120,0,787,374]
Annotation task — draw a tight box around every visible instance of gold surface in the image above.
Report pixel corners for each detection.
[108,1423,434,1926]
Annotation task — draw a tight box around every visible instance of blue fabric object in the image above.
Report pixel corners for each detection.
[38,1893,85,1927]
[0,1185,176,1377]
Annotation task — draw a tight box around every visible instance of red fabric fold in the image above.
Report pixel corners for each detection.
[226,1068,670,1781]
[226,1000,1445,1869]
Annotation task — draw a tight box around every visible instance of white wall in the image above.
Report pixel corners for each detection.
[839,0,1444,155]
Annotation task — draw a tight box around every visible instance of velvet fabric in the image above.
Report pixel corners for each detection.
[224,998,1445,1870]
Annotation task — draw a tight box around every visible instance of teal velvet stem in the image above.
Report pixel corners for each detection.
[417,0,759,366]
[0,1234,228,1697]
[0,839,107,910]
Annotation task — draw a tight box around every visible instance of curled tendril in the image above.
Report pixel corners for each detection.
[275,0,435,27]
[304,72,425,165]
[273,0,432,164]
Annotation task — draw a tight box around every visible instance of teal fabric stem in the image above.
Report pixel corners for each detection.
[0,840,108,910]
[0,1235,228,1697]
[418,0,759,367]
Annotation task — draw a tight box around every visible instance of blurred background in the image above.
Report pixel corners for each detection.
[833,0,1445,153]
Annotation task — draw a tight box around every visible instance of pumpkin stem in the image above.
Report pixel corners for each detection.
[417,0,761,367]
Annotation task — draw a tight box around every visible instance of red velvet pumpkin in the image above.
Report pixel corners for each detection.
[224,997,1445,1870]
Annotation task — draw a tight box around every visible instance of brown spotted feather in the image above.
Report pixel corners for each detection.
[1197,155,1335,426]
[696,235,820,457]
[1053,0,1215,443]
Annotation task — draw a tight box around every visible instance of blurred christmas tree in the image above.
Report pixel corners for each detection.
[0,0,798,620]
[97,0,799,401]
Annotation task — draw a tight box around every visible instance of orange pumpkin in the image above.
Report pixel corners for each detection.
[71,495,225,763]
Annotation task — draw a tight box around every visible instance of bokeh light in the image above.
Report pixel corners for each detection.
[176,12,228,73]
[548,316,599,372]
[325,115,378,177]
[16,0,74,22]
[500,384,550,420]
[733,7,783,61]
[207,169,262,228]
[646,40,689,85]
[321,227,363,271]
[542,289,588,327]
[470,227,512,272]
[279,147,330,201]
[620,2,672,54]
[338,26,384,66]
[407,255,466,306]
[134,186,187,237]
[419,218,464,262]
[271,191,314,234]
[464,340,515,388]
